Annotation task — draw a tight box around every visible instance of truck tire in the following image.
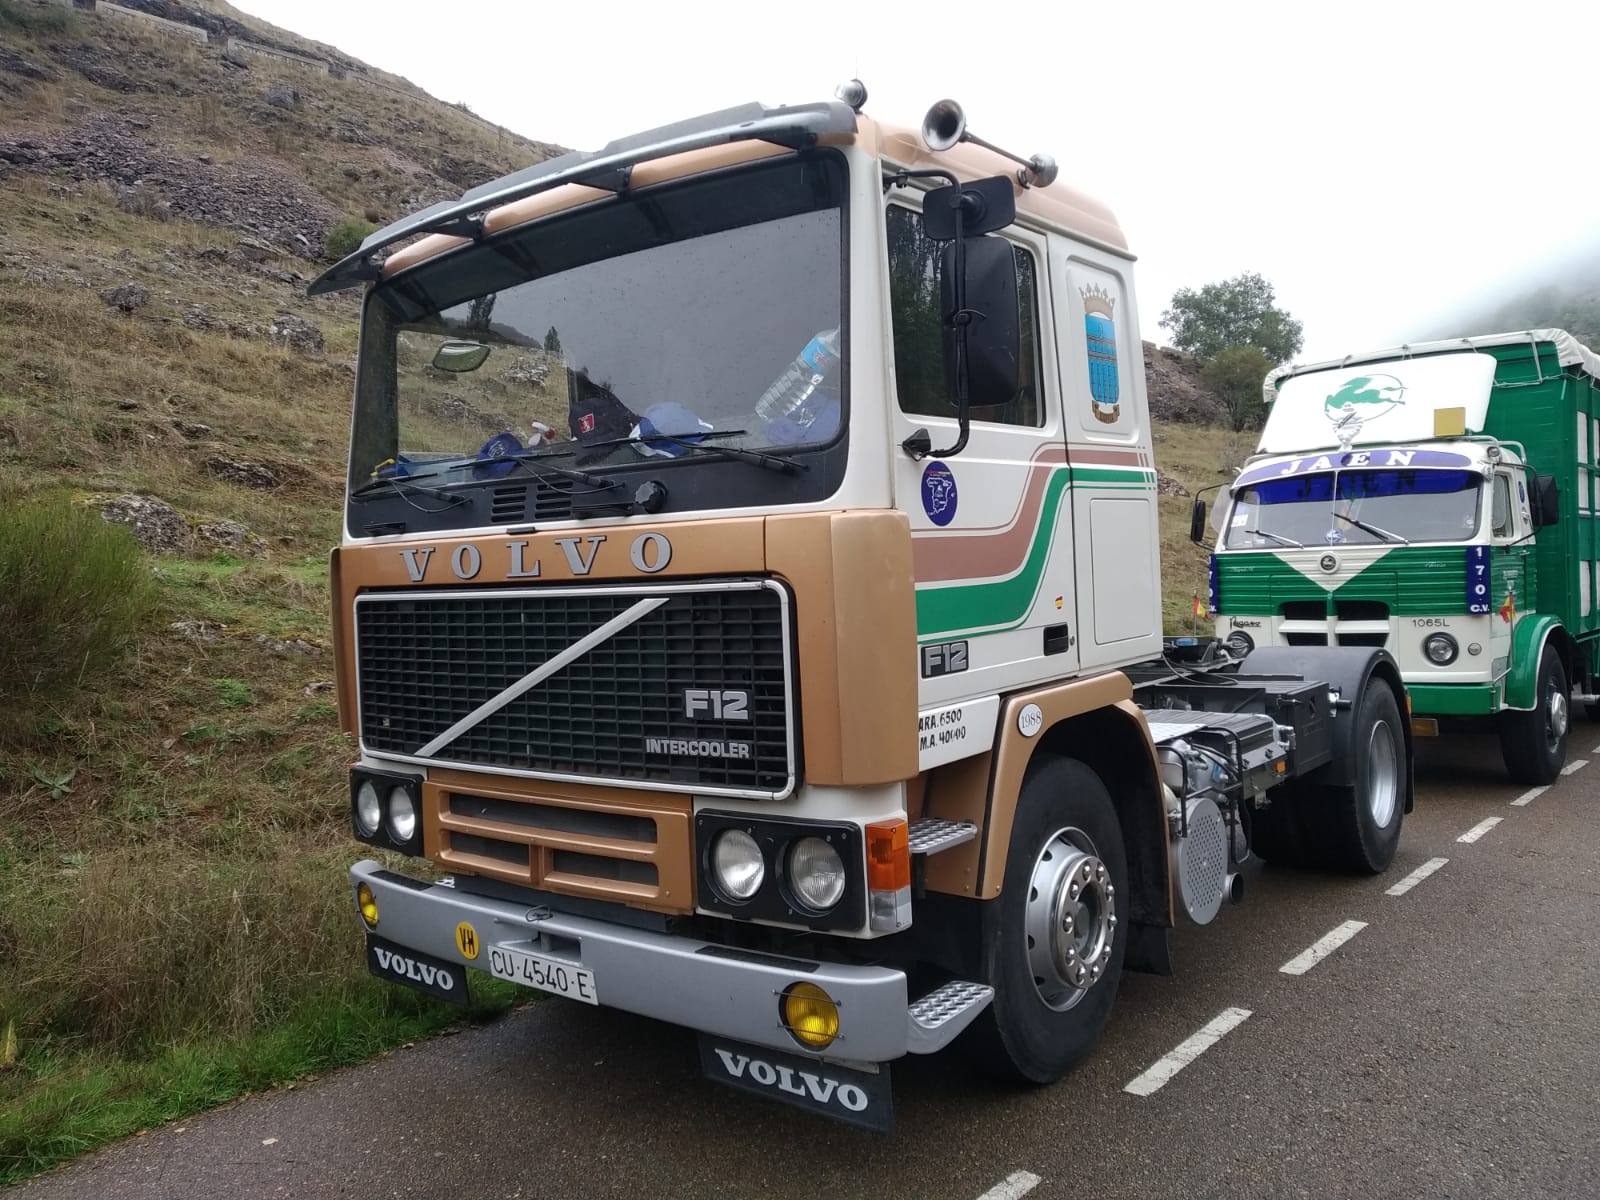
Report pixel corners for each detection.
[967,756,1128,1084]
[1500,647,1569,785]
[1322,681,1405,874]
[1252,682,1403,874]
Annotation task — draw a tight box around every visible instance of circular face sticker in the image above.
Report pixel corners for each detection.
[1017,703,1044,738]
[921,461,958,527]
[454,922,480,960]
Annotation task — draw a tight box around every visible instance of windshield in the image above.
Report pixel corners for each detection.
[1224,469,1482,548]
[347,153,847,534]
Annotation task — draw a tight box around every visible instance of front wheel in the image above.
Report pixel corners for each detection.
[1501,647,1569,784]
[967,756,1129,1084]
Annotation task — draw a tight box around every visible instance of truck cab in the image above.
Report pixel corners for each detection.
[1206,332,1600,782]
[315,89,1413,1131]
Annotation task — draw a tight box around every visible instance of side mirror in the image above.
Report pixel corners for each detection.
[1189,498,1207,545]
[921,176,1016,240]
[1532,474,1560,527]
[939,237,1020,407]
[432,340,490,373]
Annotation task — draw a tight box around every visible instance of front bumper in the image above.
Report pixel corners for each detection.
[352,860,931,1062]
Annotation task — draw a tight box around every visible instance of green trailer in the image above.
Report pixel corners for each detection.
[1201,329,1600,782]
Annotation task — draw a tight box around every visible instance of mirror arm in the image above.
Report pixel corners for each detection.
[923,187,977,460]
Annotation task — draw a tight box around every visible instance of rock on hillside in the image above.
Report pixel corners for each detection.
[1144,341,1226,425]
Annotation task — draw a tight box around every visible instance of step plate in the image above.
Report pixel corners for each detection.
[907,817,977,856]
[906,980,994,1054]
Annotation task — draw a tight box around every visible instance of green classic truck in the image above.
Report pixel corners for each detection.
[1201,329,1600,783]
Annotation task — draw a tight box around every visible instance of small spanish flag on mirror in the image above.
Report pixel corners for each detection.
[1193,593,1208,619]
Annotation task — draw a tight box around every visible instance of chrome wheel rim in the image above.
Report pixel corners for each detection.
[1546,684,1569,751]
[1024,826,1116,1012]
[1367,719,1399,828]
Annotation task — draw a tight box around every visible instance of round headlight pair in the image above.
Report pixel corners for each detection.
[355,781,418,843]
[1424,633,1459,665]
[710,830,846,912]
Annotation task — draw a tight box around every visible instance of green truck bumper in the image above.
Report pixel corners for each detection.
[1406,682,1499,717]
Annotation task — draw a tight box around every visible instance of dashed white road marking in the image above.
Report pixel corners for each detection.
[1280,919,1367,975]
[1511,786,1548,807]
[975,1171,1042,1200]
[1386,856,1449,896]
[1591,743,1600,756]
[1561,758,1589,776]
[1123,1007,1252,1097]
[1458,816,1503,843]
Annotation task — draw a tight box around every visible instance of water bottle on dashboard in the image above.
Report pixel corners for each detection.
[755,327,841,423]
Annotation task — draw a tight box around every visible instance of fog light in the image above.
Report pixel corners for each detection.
[781,982,840,1049]
[788,837,846,911]
[1424,633,1458,665]
[1468,642,1483,656]
[355,781,382,836]
[712,829,765,901]
[388,786,418,844]
[357,881,379,928]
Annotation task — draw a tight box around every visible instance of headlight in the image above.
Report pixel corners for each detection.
[787,837,847,911]
[355,781,382,835]
[1424,633,1458,665]
[1225,630,1254,657]
[387,786,418,843]
[712,829,765,901]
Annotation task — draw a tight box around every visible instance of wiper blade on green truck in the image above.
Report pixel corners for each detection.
[1246,526,1303,549]
[1333,511,1409,544]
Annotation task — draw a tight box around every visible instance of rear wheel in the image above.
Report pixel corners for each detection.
[967,756,1129,1084]
[1500,647,1568,785]
[1323,682,1405,873]
[1250,682,1404,874]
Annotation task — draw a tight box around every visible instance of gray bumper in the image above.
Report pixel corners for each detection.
[351,860,922,1062]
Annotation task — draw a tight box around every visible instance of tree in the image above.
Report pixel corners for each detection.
[1200,345,1275,431]
[544,326,563,355]
[1160,272,1304,364]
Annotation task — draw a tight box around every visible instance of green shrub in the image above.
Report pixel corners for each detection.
[323,217,377,262]
[0,498,157,741]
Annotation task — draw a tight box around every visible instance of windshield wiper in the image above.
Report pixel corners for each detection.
[349,474,469,507]
[1333,511,1409,544]
[475,453,623,492]
[1245,526,1303,548]
[578,429,805,475]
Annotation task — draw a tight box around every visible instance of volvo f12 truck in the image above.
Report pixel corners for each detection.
[311,86,1414,1132]
[1203,330,1600,783]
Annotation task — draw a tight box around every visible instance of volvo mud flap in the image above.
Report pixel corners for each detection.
[697,1035,894,1132]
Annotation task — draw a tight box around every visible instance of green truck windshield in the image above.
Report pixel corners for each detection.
[1225,469,1482,548]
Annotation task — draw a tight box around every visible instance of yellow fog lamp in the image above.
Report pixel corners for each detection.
[780,982,840,1050]
[357,881,379,928]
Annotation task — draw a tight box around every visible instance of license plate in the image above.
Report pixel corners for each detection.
[698,1036,894,1133]
[486,944,599,1005]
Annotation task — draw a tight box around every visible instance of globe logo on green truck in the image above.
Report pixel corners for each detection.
[1324,374,1406,443]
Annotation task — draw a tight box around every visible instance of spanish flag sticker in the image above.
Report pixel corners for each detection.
[1499,591,1516,624]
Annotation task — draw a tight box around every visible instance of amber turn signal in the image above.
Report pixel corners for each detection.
[865,819,910,892]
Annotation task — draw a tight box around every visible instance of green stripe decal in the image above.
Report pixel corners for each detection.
[915,465,1153,639]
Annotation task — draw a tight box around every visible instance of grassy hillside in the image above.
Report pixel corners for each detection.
[0,0,1241,1180]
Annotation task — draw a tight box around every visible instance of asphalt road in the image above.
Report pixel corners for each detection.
[13,732,1600,1200]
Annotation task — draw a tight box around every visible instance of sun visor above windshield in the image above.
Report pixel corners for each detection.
[1258,352,1497,455]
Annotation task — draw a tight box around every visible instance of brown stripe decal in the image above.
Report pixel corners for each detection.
[913,446,1066,584]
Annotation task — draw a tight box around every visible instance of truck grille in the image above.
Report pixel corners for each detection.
[426,771,695,912]
[354,581,796,798]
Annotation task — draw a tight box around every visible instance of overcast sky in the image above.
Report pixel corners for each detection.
[234,0,1600,361]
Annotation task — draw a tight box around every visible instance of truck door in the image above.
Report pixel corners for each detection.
[885,195,1077,709]
[1049,246,1163,671]
[1490,468,1529,688]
